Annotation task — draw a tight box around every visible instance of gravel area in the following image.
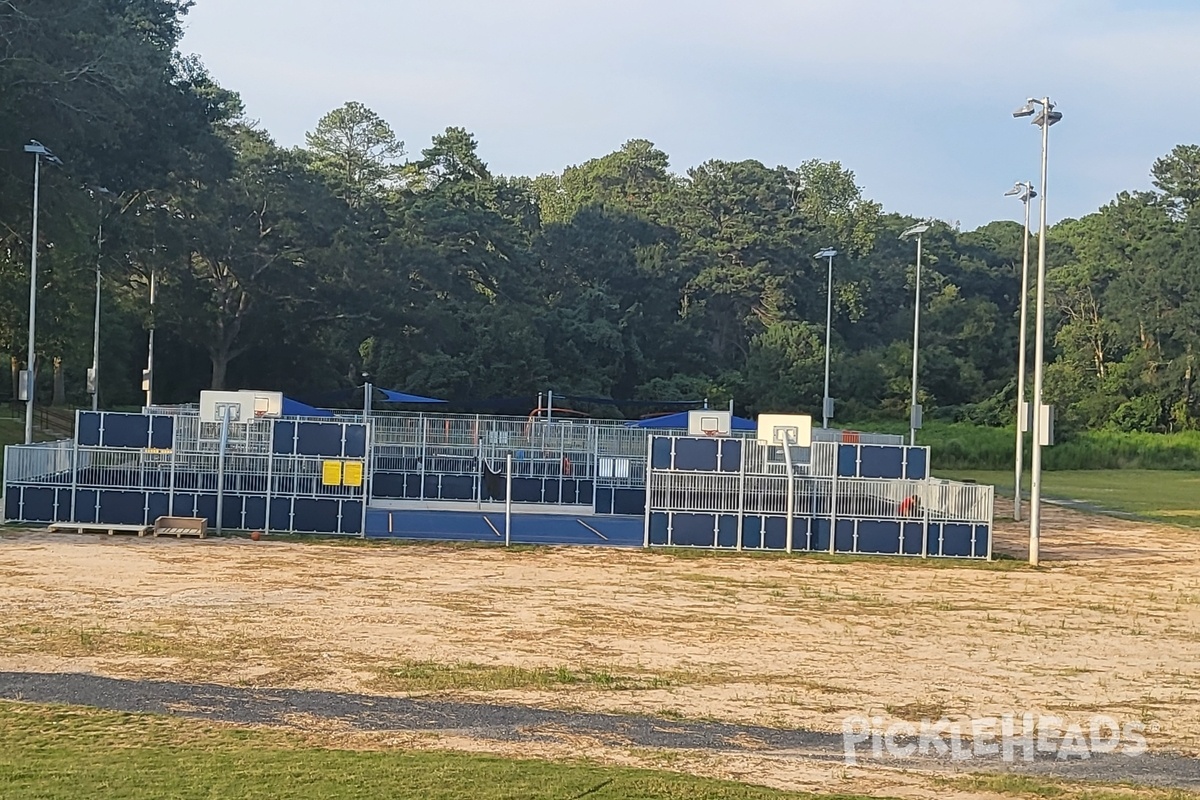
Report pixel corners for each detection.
[2,671,1199,790]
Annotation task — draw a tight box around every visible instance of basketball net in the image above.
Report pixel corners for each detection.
[701,428,719,437]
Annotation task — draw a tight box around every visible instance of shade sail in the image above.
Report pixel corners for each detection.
[378,388,447,404]
[280,398,333,419]
[626,411,756,430]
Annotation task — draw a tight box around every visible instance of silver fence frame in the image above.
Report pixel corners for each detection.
[644,436,993,558]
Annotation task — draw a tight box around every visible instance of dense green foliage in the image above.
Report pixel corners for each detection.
[3,1,1200,435]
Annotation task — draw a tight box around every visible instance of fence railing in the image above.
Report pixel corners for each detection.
[2,438,75,483]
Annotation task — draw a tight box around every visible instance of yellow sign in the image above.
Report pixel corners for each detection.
[322,460,343,486]
[343,461,363,487]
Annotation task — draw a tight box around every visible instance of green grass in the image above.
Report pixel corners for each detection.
[848,419,1200,472]
[0,701,870,800]
[372,661,676,693]
[938,773,1198,800]
[942,469,1200,527]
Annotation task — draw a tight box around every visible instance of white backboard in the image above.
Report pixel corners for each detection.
[757,413,813,447]
[687,409,731,436]
[199,390,283,423]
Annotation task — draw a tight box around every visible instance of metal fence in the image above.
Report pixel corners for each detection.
[644,436,992,558]
[4,411,369,535]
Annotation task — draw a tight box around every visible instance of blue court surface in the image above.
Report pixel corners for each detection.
[365,508,644,547]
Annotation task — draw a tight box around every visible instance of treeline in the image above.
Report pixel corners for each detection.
[2,1,1200,434]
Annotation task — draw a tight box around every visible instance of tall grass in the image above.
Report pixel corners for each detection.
[849,420,1200,471]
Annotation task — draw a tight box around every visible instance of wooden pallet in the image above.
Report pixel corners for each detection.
[47,523,153,537]
[153,516,207,539]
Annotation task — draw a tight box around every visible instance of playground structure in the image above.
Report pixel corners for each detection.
[2,395,993,558]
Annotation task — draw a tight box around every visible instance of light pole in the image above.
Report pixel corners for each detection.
[813,247,839,429]
[21,141,63,444]
[1004,181,1037,521]
[1013,97,1062,566]
[900,221,932,446]
[87,186,118,412]
[145,265,156,408]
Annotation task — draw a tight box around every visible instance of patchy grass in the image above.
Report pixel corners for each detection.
[0,701,871,800]
[943,469,1200,528]
[937,772,1199,800]
[371,660,677,694]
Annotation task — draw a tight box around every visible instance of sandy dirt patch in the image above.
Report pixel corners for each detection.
[1,496,1198,798]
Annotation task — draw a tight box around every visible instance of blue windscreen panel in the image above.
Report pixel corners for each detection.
[295,422,343,457]
[99,413,152,449]
[77,412,101,446]
[651,437,673,470]
[719,439,742,473]
[905,447,928,480]
[273,420,297,454]
[149,416,174,449]
[837,444,858,477]
[860,445,905,479]
[673,438,719,472]
[343,424,367,458]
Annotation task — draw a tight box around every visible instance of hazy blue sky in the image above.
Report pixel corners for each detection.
[180,0,1200,230]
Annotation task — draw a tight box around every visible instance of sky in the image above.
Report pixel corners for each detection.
[179,0,1200,231]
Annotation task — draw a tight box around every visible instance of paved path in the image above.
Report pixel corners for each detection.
[1,672,1197,790]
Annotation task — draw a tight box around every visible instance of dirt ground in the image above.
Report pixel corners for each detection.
[1,499,1198,799]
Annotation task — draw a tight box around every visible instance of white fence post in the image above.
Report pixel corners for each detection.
[505,453,512,547]
[215,405,231,535]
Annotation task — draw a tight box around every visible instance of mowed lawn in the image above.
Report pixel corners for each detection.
[0,702,858,800]
[942,469,1200,527]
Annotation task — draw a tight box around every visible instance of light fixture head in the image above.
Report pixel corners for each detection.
[24,140,62,165]
[813,247,838,259]
[900,222,932,240]
[1012,101,1037,118]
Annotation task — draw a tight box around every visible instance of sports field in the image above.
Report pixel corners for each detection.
[1,499,1199,798]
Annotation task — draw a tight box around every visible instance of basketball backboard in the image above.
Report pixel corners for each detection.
[199,390,283,423]
[756,413,813,447]
[687,409,731,436]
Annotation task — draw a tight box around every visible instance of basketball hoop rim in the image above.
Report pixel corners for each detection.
[701,428,719,437]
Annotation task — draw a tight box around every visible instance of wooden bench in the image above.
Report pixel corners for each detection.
[153,516,208,539]
[48,522,153,537]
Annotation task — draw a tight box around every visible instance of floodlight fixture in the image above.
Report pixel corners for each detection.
[24,140,63,166]
[813,247,838,259]
[900,221,931,240]
[1012,100,1038,118]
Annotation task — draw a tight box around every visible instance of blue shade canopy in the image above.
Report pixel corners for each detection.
[626,411,756,430]
[282,396,334,417]
[378,388,447,404]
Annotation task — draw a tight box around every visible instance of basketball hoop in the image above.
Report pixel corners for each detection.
[254,409,267,419]
[701,428,719,437]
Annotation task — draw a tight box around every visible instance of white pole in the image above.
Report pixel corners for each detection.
[822,253,834,429]
[782,435,795,553]
[24,154,41,445]
[145,266,156,408]
[909,233,923,446]
[1013,188,1032,521]
[1029,99,1053,568]
[215,404,231,535]
[91,214,102,412]
[505,453,512,546]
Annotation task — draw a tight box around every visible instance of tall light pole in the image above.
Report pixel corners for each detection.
[21,141,63,444]
[1004,181,1037,521]
[145,265,156,408]
[87,186,118,412]
[1013,97,1062,566]
[900,221,932,446]
[813,247,839,429]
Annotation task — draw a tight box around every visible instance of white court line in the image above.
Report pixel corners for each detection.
[577,519,608,541]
